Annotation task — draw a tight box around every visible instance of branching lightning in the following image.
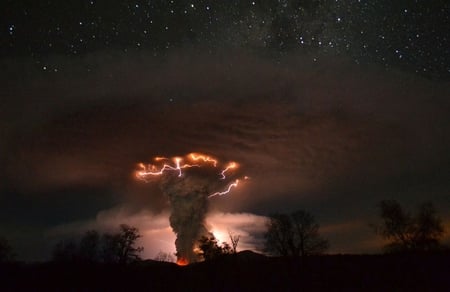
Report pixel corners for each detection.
[135,152,246,198]
[134,152,248,265]
[136,157,199,178]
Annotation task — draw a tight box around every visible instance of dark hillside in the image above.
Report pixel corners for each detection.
[1,252,449,291]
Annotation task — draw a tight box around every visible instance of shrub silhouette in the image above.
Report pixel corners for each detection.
[197,235,232,261]
[52,224,143,264]
[0,236,15,262]
[373,200,445,253]
[264,210,329,256]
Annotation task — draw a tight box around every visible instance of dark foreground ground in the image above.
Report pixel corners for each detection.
[1,251,449,291]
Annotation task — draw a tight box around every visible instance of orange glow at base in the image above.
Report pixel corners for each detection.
[176,258,189,266]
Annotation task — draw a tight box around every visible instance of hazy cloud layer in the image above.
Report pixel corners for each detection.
[48,208,268,260]
[1,51,449,260]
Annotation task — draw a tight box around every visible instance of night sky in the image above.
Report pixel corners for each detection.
[1,0,449,261]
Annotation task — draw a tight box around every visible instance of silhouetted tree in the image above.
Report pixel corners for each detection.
[264,213,293,256]
[50,224,144,264]
[0,237,15,262]
[78,230,100,263]
[414,202,445,251]
[154,251,175,262]
[373,200,445,253]
[264,210,329,257]
[52,239,78,262]
[291,210,329,256]
[102,224,144,264]
[221,241,233,255]
[101,233,119,263]
[197,235,231,261]
[228,231,240,254]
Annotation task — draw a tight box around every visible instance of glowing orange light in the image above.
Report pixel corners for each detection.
[135,156,199,179]
[154,156,168,161]
[189,152,218,167]
[176,258,189,266]
[220,162,238,179]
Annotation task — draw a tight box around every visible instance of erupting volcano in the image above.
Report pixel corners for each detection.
[135,153,246,264]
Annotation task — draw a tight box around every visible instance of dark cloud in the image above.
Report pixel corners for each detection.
[1,51,449,260]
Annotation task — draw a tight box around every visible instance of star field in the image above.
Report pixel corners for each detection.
[1,0,449,78]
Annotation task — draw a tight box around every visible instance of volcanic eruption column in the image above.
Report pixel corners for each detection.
[135,153,245,264]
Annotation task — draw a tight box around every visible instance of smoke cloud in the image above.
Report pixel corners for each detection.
[137,156,244,263]
[160,170,214,262]
[1,50,449,260]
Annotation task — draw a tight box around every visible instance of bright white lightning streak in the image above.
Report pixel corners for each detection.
[219,162,237,179]
[136,157,198,179]
[208,179,240,198]
[136,153,247,198]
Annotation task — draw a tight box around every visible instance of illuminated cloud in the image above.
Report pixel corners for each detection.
[48,208,176,260]
[48,207,269,259]
[2,53,449,260]
[206,212,268,252]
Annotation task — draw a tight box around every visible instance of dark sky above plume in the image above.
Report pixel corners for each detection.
[1,0,449,261]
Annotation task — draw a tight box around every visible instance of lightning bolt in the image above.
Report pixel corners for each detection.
[136,157,198,179]
[135,152,247,266]
[135,153,247,198]
[219,162,238,179]
[208,176,249,198]
[208,179,240,198]
[188,153,218,167]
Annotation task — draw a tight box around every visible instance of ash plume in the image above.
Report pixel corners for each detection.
[136,155,244,263]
